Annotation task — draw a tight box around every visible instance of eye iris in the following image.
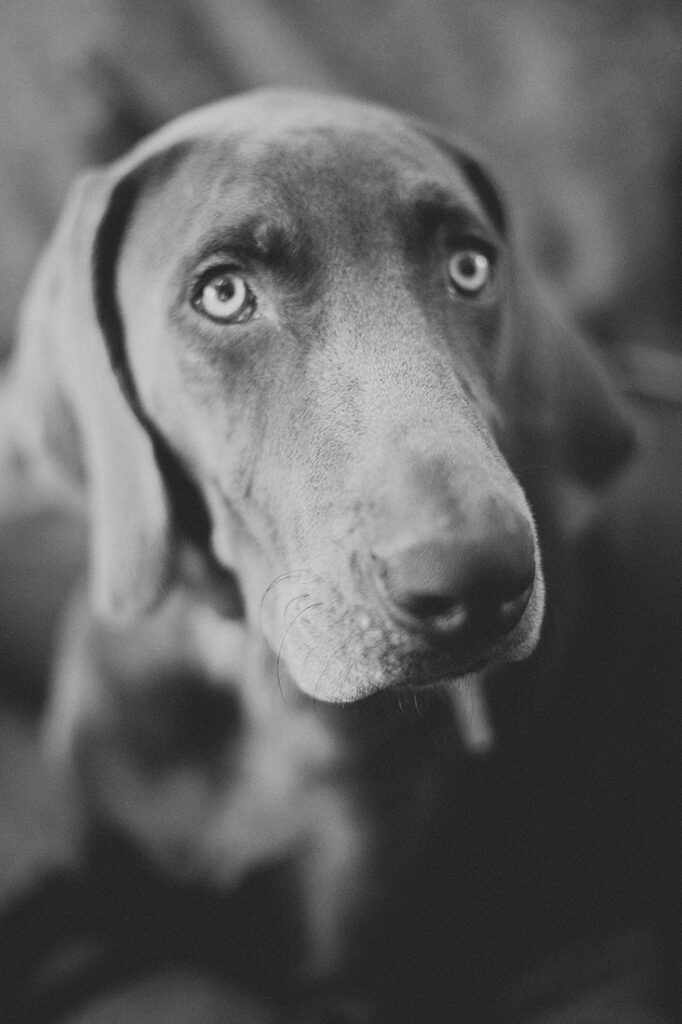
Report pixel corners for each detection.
[199,271,251,321]
[449,250,490,293]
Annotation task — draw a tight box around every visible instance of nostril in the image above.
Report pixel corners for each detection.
[476,561,535,612]
[369,518,535,638]
[369,543,470,627]
[397,591,463,620]
[498,582,534,624]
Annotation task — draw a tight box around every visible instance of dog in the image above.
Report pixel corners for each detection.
[1,89,635,1018]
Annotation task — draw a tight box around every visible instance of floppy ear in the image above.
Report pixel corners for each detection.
[496,275,636,493]
[3,169,174,620]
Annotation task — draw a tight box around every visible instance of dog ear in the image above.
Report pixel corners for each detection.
[4,168,174,621]
[496,275,636,493]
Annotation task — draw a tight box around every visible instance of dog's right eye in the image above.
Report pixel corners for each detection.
[192,268,256,324]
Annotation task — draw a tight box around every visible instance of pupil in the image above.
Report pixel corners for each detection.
[459,254,476,277]
[216,278,236,301]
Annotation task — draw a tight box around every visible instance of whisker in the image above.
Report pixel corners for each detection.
[274,594,314,699]
[311,638,347,700]
[300,637,322,678]
[283,591,311,622]
[275,601,323,700]
[259,569,307,630]
[260,569,307,608]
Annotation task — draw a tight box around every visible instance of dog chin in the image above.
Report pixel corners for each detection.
[284,608,544,705]
[262,566,545,703]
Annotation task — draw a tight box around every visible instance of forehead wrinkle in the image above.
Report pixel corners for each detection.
[190,212,306,266]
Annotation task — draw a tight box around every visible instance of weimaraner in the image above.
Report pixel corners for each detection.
[2,90,635,1017]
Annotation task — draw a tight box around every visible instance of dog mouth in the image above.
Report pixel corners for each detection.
[260,568,543,704]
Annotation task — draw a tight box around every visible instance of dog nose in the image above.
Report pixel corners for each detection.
[370,506,535,640]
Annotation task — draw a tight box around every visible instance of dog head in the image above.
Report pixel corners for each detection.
[7,90,635,702]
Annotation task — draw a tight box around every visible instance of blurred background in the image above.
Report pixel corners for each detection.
[0,0,681,358]
[0,1,680,1020]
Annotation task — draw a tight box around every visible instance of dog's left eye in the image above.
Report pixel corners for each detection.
[192,268,256,323]
[447,248,492,296]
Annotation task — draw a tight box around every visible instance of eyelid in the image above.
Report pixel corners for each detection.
[193,258,241,281]
[445,228,497,257]
[192,252,248,282]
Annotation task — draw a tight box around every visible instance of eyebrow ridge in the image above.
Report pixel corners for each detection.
[192,215,304,267]
[183,213,320,303]
[394,181,494,243]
